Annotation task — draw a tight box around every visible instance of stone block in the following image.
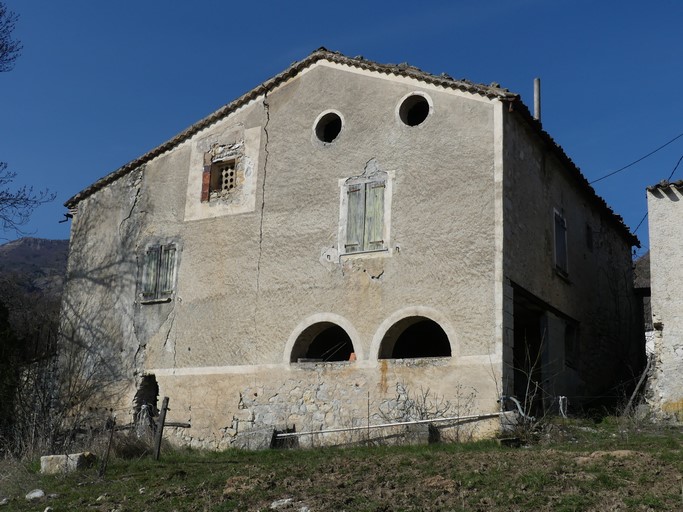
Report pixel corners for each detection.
[232,409,253,422]
[25,489,44,501]
[40,452,96,475]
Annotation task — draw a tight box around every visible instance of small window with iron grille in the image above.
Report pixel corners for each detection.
[201,142,244,203]
[209,159,238,200]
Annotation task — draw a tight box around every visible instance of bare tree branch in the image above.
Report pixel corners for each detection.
[0,162,56,234]
[0,2,22,73]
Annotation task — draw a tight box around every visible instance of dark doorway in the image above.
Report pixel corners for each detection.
[291,323,355,363]
[379,317,451,359]
[133,374,159,423]
[513,294,546,417]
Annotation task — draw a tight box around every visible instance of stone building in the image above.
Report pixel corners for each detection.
[645,180,683,418]
[60,48,641,448]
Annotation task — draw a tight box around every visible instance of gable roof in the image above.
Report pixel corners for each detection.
[64,47,639,247]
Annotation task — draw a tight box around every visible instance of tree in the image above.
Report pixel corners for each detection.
[0,5,54,234]
[0,162,55,233]
[0,2,22,72]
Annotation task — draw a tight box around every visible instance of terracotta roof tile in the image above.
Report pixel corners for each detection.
[647,179,683,191]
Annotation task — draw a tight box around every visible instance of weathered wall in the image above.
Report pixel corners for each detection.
[60,167,148,421]
[646,183,683,418]
[61,61,505,445]
[157,359,498,449]
[501,111,640,409]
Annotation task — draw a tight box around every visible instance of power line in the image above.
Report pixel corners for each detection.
[631,153,683,236]
[590,131,683,184]
[633,212,648,234]
[665,153,683,182]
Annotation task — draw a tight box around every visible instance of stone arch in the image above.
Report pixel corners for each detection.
[285,313,362,364]
[371,307,457,360]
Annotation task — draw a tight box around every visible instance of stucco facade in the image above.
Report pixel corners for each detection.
[646,181,683,418]
[60,49,640,449]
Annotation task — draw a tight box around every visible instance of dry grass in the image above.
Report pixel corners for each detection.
[1,418,682,511]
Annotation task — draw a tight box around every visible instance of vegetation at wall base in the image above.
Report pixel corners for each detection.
[1,418,683,511]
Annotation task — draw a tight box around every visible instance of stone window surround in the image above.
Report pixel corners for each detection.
[184,126,261,222]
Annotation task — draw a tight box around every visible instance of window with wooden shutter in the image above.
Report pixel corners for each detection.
[345,184,365,253]
[158,245,177,299]
[141,243,178,303]
[554,211,568,275]
[343,178,386,254]
[364,181,385,251]
[141,246,160,300]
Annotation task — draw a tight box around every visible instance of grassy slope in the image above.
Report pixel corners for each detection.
[2,419,683,511]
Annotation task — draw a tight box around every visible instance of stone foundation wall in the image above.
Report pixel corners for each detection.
[146,357,501,450]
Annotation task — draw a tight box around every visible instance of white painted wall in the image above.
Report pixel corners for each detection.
[647,183,683,418]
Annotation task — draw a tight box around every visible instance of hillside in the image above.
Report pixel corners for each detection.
[0,237,69,297]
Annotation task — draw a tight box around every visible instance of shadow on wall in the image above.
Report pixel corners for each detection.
[56,169,148,452]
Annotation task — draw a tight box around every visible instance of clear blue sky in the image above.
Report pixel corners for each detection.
[1,0,681,258]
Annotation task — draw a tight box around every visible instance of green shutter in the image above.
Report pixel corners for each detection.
[345,184,365,252]
[158,245,177,298]
[364,181,385,251]
[142,246,160,299]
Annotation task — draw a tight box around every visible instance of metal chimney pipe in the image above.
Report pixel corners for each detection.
[533,78,541,122]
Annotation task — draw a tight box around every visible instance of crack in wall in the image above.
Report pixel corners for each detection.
[163,311,177,368]
[254,93,271,331]
[133,343,143,378]
[119,175,142,238]
[132,307,144,373]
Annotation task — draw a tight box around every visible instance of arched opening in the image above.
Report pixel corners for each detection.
[290,322,356,363]
[378,316,451,359]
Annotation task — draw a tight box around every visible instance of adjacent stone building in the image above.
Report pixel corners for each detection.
[60,48,641,448]
[646,180,683,418]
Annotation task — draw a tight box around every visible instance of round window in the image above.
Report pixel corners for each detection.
[314,111,343,143]
[399,94,431,126]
